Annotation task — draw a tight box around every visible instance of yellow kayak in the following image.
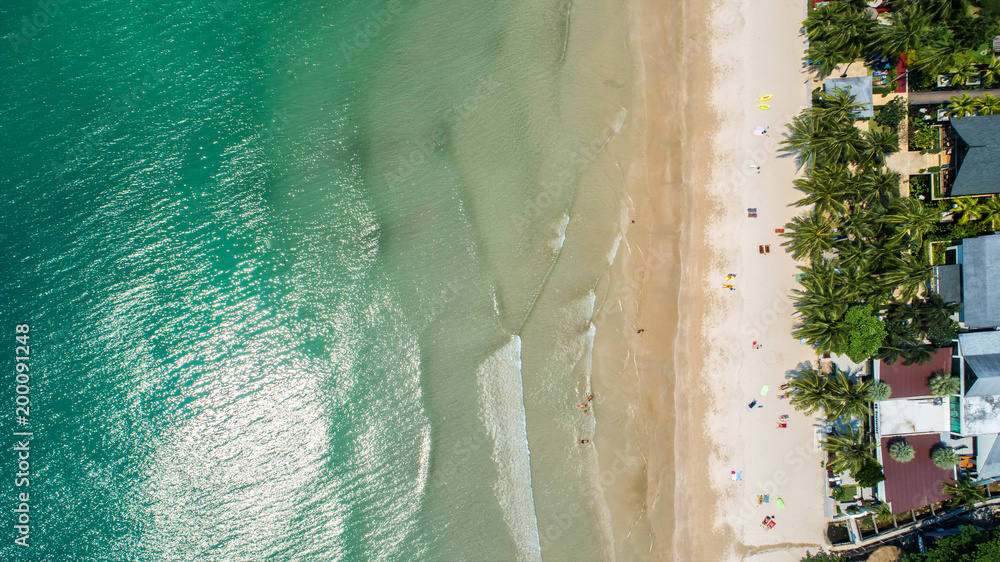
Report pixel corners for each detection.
[758,94,773,101]
[758,104,771,110]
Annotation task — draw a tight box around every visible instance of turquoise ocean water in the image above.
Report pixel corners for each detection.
[0,1,637,560]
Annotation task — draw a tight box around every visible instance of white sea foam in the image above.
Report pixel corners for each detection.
[610,106,627,133]
[549,213,570,252]
[477,336,542,561]
[606,233,622,265]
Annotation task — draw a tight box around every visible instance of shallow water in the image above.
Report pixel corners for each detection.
[0,0,637,559]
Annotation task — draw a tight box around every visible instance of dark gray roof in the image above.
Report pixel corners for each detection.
[962,235,1000,328]
[960,331,1000,397]
[823,77,874,118]
[934,264,963,304]
[951,116,1000,196]
[979,437,1000,480]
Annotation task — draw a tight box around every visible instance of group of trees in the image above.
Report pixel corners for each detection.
[803,0,1000,85]
[788,367,885,418]
[901,525,1000,561]
[781,90,957,364]
[948,92,1000,117]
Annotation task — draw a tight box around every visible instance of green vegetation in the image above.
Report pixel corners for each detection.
[902,525,1000,561]
[801,552,847,562]
[942,475,987,509]
[823,425,876,475]
[889,440,916,462]
[931,445,960,469]
[845,305,888,362]
[802,0,1000,91]
[928,371,962,395]
[781,89,952,364]
[867,381,892,402]
[910,118,939,151]
[875,97,908,130]
[948,92,1000,118]
[787,367,874,420]
[831,484,858,502]
[851,457,887,488]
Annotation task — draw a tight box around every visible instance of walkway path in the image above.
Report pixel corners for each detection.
[908,89,1000,105]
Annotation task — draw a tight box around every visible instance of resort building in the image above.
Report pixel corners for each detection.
[873,332,1000,514]
[948,115,1000,197]
[931,233,1000,329]
[823,76,874,119]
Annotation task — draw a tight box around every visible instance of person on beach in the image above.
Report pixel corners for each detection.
[749,164,760,173]
[637,329,644,334]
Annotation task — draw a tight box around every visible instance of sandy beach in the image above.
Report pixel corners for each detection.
[592,0,833,559]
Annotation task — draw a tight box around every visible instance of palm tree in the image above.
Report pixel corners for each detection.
[880,197,941,244]
[901,342,936,366]
[868,381,892,402]
[931,446,960,470]
[824,426,876,475]
[819,87,867,121]
[819,122,869,166]
[921,0,970,21]
[782,112,825,167]
[952,196,985,224]
[980,197,1000,229]
[861,127,901,166]
[981,57,1000,87]
[854,168,901,207]
[951,59,979,88]
[889,440,916,462]
[881,253,931,301]
[915,38,959,75]
[794,309,852,355]
[793,166,851,216]
[825,368,875,420]
[975,93,1000,116]
[806,41,850,78]
[928,371,961,395]
[874,7,930,60]
[948,94,979,119]
[943,475,987,509]
[796,259,853,312]
[782,210,835,263]
[788,367,829,415]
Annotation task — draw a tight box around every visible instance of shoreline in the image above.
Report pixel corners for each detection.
[590,0,831,559]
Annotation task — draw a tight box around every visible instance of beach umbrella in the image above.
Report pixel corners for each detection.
[776,498,785,509]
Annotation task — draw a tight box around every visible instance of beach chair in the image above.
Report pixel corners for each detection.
[764,244,770,254]
[759,245,765,254]
[774,228,784,233]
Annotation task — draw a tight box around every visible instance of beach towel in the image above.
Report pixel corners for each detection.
[760,385,770,396]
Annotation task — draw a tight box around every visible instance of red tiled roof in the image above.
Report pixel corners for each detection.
[895,53,907,94]
[881,434,953,514]
[878,348,952,399]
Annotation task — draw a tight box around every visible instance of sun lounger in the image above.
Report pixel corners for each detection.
[764,244,770,254]
[759,245,765,254]
[774,228,784,233]
[777,423,787,428]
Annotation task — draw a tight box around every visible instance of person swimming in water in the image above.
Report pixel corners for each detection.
[580,439,589,444]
